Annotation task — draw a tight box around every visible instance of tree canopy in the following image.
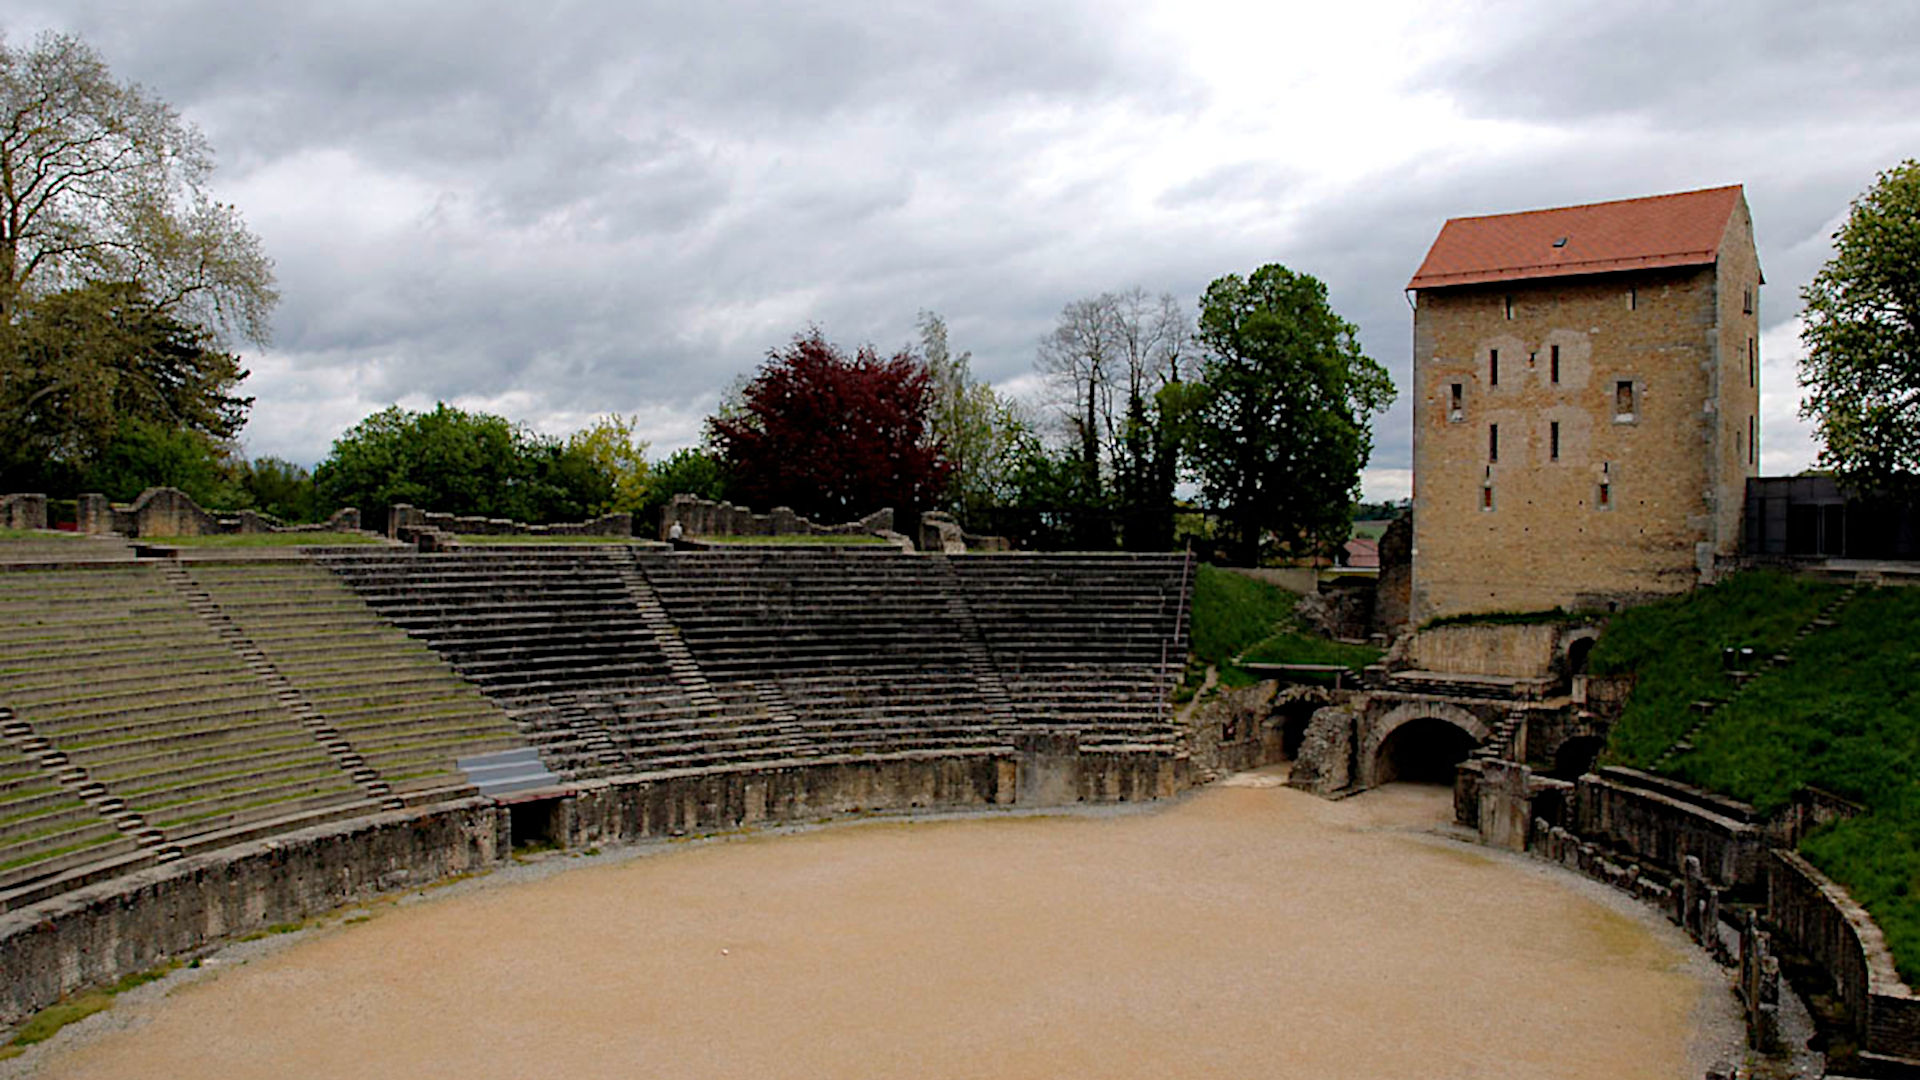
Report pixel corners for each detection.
[0,31,275,343]
[0,279,251,493]
[313,404,611,526]
[1799,159,1920,494]
[1190,263,1395,566]
[708,328,951,522]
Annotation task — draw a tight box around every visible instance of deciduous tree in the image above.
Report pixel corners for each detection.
[1799,159,1920,494]
[919,310,1031,521]
[1191,264,1394,566]
[0,280,250,491]
[565,413,651,515]
[708,328,950,522]
[0,31,275,342]
[314,404,610,525]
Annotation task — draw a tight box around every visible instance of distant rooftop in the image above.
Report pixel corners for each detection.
[1408,185,1748,290]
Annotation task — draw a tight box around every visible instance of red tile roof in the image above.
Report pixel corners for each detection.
[1341,537,1379,569]
[1408,185,1744,290]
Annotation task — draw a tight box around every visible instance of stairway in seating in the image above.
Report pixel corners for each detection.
[159,560,401,810]
[1649,583,1860,773]
[927,553,1020,733]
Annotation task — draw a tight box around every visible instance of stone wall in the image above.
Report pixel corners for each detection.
[0,494,46,531]
[387,503,628,541]
[1179,682,1285,783]
[1574,766,1766,888]
[1402,622,1565,678]
[1769,850,1920,1066]
[660,494,891,540]
[0,800,505,1023]
[72,487,362,539]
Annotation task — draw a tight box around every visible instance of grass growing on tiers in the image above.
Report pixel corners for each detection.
[157,532,384,547]
[1593,572,1920,982]
[0,528,81,541]
[697,533,891,545]
[1591,571,1838,769]
[453,533,654,544]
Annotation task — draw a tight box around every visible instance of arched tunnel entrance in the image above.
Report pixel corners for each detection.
[1550,735,1606,781]
[1373,717,1480,785]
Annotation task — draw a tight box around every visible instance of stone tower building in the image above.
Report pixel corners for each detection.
[1406,185,1762,622]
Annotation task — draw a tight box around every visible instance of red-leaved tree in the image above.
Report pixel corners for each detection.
[708,329,952,522]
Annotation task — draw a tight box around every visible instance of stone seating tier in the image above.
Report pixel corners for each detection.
[0,565,370,854]
[184,561,525,796]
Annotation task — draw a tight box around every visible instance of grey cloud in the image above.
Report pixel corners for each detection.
[1425,1,1920,131]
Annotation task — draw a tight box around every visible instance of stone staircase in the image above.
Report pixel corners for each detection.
[1650,583,1861,773]
[0,562,374,864]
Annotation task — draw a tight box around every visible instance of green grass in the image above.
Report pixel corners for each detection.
[2,960,182,1055]
[1593,572,1920,982]
[697,533,891,545]
[1241,631,1383,674]
[452,533,647,545]
[1180,566,1378,692]
[1189,565,1301,666]
[1593,571,1838,768]
[155,532,382,547]
[0,528,81,542]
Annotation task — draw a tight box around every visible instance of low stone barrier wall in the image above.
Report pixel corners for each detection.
[72,488,362,539]
[0,493,46,530]
[1574,766,1767,889]
[661,493,891,540]
[0,800,505,1023]
[388,503,629,540]
[0,746,1187,1024]
[1770,850,1920,1067]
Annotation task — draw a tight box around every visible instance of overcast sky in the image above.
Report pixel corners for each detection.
[11,1,1919,500]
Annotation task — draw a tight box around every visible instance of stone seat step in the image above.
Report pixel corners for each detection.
[0,836,151,909]
[0,813,136,869]
[346,726,524,761]
[38,696,294,737]
[298,683,494,713]
[89,740,347,795]
[0,638,247,680]
[160,792,382,856]
[241,638,442,668]
[0,663,255,706]
[0,798,121,849]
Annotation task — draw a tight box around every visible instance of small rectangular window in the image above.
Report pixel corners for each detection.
[1615,380,1636,419]
[1489,423,1499,463]
[1749,415,1756,466]
[1748,339,1757,388]
[1550,344,1560,384]
[1490,349,1499,386]
[1743,288,1753,315]
[1598,482,1610,507]
[1627,288,1637,311]
[1504,295,1513,320]
[1449,382,1463,420]
[1550,421,1560,461]
[1482,484,1494,511]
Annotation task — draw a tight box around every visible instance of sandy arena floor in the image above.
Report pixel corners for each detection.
[19,776,1735,1079]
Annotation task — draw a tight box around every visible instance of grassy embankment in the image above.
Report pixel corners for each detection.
[152,532,384,547]
[0,529,82,542]
[1180,565,1381,700]
[1592,572,1920,982]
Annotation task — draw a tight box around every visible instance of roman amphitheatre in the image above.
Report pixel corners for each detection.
[0,480,1910,1080]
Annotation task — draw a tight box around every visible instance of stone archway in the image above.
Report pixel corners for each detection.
[1563,629,1600,678]
[1361,701,1491,788]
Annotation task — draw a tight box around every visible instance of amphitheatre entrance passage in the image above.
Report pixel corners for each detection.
[34,781,1716,1080]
